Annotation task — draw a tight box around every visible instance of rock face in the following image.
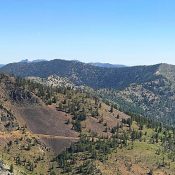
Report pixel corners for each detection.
[0,161,13,175]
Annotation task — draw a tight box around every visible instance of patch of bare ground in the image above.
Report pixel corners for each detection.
[41,137,77,154]
[14,105,79,154]
[84,103,130,136]
[0,137,13,146]
[85,116,106,136]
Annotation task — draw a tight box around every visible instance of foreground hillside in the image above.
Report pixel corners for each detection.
[15,75,175,174]
[0,74,132,174]
[0,74,60,174]
[1,73,175,174]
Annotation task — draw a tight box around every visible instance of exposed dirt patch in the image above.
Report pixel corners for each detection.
[41,137,77,154]
[15,106,79,154]
[84,103,130,137]
[85,117,105,136]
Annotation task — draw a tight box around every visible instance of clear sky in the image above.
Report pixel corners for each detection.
[0,0,175,65]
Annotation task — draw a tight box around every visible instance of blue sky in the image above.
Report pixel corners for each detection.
[0,0,175,65]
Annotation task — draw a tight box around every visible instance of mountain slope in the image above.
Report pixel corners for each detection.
[0,74,80,154]
[0,73,135,174]
[95,63,175,125]
[15,75,175,175]
[1,73,175,174]
[0,74,60,174]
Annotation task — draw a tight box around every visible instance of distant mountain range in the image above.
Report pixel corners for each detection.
[89,62,126,68]
[0,59,47,68]
[20,59,47,63]
[1,59,175,125]
[0,59,158,89]
[20,59,126,68]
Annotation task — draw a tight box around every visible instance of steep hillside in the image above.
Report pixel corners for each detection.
[97,71,175,125]
[0,73,134,174]
[0,74,60,174]
[0,74,80,154]
[158,63,175,84]
[16,75,175,175]
[1,73,175,174]
[16,76,130,139]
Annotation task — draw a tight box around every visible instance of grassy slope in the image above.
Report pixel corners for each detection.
[0,131,58,175]
[58,121,175,175]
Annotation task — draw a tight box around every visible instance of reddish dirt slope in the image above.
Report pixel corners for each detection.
[15,105,79,154]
